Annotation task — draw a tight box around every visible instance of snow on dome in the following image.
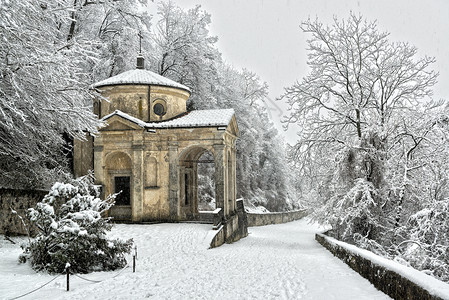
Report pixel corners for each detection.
[92,69,191,93]
[102,109,235,129]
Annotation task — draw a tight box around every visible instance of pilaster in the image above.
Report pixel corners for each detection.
[168,141,179,220]
[132,142,144,222]
[214,144,227,217]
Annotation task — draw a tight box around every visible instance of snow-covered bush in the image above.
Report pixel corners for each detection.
[402,200,449,282]
[324,178,380,241]
[20,174,133,274]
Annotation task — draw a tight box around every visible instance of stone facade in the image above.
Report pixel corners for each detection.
[95,85,190,122]
[74,62,240,225]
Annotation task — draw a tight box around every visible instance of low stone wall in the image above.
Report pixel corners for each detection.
[246,209,308,227]
[0,188,46,236]
[198,211,215,223]
[316,233,448,300]
[210,200,248,248]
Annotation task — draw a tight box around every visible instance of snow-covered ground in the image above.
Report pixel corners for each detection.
[1,219,391,299]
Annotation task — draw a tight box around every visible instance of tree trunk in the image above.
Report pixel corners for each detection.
[67,0,78,41]
[356,109,362,138]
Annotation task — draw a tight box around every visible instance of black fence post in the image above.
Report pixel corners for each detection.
[66,266,70,291]
[133,255,136,273]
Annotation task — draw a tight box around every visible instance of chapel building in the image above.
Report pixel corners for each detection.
[74,55,239,223]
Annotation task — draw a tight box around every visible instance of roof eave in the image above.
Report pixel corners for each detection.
[92,83,191,95]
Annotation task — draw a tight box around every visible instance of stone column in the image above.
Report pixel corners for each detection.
[168,141,179,221]
[231,145,237,210]
[132,142,144,222]
[214,144,227,217]
[192,163,199,215]
[229,145,237,213]
[93,136,105,199]
[93,146,104,184]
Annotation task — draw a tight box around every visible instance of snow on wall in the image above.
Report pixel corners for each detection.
[316,233,449,300]
[210,200,248,248]
[246,209,308,227]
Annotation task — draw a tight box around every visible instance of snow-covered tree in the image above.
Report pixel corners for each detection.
[148,2,298,211]
[281,13,449,281]
[150,1,220,110]
[21,174,133,274]
[404,200,449,282]
[63,0,151,80]
[0,1,101,188]
[0,0,152,189]
[282,12,439,222]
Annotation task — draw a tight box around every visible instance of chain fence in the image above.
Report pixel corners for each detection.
[7,249,136,300]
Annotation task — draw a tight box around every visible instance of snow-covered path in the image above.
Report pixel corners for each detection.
[1,219,391,299]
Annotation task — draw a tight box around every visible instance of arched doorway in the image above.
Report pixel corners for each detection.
[178,146,215,220]
[105,151,132,221]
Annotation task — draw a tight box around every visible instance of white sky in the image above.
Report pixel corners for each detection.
[174,0,449,144]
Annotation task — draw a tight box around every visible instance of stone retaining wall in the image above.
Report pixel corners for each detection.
[210,200,248,248]
[0,188,46,236]
[315,233,447,300]
[246,209,308,227]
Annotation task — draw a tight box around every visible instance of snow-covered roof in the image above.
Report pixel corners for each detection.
[102,109,235,129]
[92,69,191,93]
[102,110,148,128]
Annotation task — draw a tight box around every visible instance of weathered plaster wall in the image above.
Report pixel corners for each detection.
[73,135,94,178]
[149,86,189,121]
[315,233,446,300]
[93,119,237,223]
[96,84,190,123]
[75,81,237,223]
[246,209,308,227]
[0,189,45,235]
[99,85,149,120]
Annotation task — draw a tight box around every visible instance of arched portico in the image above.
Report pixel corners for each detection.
[178,146,211,219]
[168,142,237,222]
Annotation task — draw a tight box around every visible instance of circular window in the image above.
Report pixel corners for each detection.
[153,103,166,116]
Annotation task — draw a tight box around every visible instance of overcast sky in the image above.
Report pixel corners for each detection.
[174,0,449,144]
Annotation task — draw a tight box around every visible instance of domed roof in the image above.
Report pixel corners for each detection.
[92,68,191,93]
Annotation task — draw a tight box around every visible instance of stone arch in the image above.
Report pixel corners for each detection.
[105,151,132,220]
[178,144,214,161]
[178,145,215,220]
[105,151,132,170]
